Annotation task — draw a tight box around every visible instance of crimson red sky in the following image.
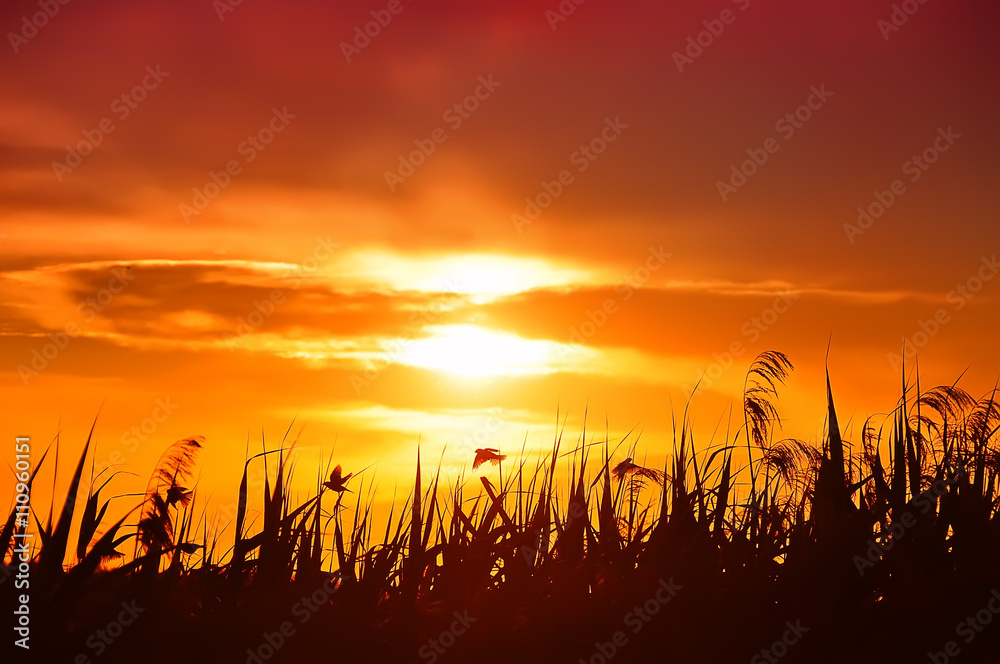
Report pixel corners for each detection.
[2,0,999,512]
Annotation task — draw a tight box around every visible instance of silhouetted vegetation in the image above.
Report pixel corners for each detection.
[4,352,1000,663]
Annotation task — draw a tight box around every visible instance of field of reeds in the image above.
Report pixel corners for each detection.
[4,351,1000,663]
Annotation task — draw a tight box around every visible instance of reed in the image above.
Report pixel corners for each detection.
[3,352,1000,663]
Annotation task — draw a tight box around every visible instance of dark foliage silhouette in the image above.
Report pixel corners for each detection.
[3,352,1000,663]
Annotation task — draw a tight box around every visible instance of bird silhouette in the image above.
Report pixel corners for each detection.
[165,484,193,507]
[323,465,354,493]
[473,448,506,471]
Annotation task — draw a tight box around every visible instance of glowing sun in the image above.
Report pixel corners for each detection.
[396,324,586,377]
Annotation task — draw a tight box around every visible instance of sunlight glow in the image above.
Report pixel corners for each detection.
[397,324,591,377]
[336,251,592,300]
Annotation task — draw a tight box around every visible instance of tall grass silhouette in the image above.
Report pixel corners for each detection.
[3,351,1000,663]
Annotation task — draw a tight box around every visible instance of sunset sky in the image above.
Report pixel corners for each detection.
[2,0,999,517]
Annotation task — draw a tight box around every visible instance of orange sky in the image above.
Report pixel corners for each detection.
[2,0,999,521]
